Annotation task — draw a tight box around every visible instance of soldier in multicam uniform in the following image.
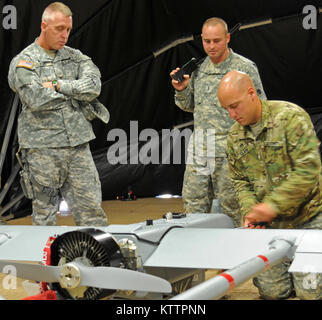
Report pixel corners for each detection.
[170,17,266,226]
[8,2,109,226]
[218,70,322,299]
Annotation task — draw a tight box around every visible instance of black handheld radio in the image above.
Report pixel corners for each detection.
[171,57,203,82]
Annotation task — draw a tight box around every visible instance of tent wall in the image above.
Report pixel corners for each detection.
[0,0,321,213]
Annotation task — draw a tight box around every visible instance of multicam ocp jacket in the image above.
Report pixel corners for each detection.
[227,99,322,228]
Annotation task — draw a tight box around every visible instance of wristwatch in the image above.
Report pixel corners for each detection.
[52,80,58,92]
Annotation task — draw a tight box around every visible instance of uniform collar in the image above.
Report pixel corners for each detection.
[33,38,70,61]
[260,99,274,130]
[33,38,53,61]
[200,48,235,74]
[237,99,273,140]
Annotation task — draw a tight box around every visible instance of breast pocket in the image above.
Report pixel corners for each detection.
[60,58,79,80]
[38,62,55,82]
[264,142,285,161]
[233,144,260,182]
[263,141,288,176]
[194,73,224,105]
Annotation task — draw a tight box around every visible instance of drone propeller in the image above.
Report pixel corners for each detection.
[0,260,172,293]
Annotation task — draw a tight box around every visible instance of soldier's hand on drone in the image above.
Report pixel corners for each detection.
[244,203,277,228]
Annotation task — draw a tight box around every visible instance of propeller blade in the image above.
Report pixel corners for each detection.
[75,263,172,293]
[0,260,60,283]
[0,260,172,293]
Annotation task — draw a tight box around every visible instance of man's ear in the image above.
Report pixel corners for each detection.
[226,32,231,44]
[248,87,256,98]
[41,21,47,32]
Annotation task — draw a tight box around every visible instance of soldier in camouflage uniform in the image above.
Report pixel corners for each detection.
[8,2,109,226]
[219,70,322,299]
[170,18,266,226]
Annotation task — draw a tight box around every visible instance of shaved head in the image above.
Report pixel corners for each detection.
[217,70,262,125]
[218,70,254,100]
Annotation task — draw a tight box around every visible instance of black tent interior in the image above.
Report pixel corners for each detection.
[0,0,321,219]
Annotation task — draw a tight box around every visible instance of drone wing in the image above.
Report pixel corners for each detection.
[288,230,322,273]
[144,228,322,273]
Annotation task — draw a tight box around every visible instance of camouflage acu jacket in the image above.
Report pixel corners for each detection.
[175,49,266,157]
[8,39,107,148]
[227,100,322,229]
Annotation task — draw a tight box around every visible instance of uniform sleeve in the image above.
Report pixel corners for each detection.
[240,62,267,100]
[58,54,101,102]
[226,134,259,220]
[8,56,68,112]
[263,111,321,217]
[174,73,195,113]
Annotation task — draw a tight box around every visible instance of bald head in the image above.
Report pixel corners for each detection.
[218,70,255,101]
[217,71,262,125]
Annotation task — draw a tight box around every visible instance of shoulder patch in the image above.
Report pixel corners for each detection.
[17,59,34,69]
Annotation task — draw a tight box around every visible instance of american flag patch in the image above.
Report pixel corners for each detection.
[17,60,34,69]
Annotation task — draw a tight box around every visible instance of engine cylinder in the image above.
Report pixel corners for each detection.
[50,228,122,300]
